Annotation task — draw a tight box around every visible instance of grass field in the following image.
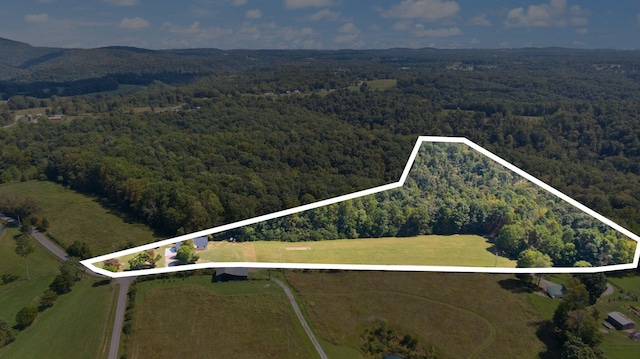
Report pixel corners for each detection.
[593,274,640,359]
[0,226,61,325]
[285,270,546,359]
[348,79,397,91]
[0,181,161,255]
[193,235,515,268]
[123,275,317,359]
[0,278,116,359]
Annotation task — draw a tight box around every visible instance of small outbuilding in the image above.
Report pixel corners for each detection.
[607,311,635,330]
[215,267,248,282]
[629,331,640,340]
[193,236,208,250]
[546,284,564,299]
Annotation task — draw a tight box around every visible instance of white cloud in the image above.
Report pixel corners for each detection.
[575,28,587,34]
[333,22,360,44]
[103,0,139,6]
[470,38,480,45]
[24,13,49,23]
[392,21,413,31]
[162,21,234,43]
[118,17,149,29]
[309,9,340,21]
[569,5,589,26]
[505,0,566,27]
[246,9,262,19]
[411,25,461,37]
[163,21,202,35]
[469,14,491,26]
[285,0,332,9]
[637,13,640,26]
[379,0,461,22]
[231,0,248,5]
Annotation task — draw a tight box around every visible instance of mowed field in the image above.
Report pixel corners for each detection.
[196,235,516,267]
[285,270,546,359]
[0,181,161,255]
[0,226,116,359]
[123,275,317,359]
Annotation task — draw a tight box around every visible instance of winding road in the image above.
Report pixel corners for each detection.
[1,213,134,359]
[272,278,328,359]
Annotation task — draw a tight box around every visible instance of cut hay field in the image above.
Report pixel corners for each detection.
[0,278,116,359]
[123,275,317,359]
[196,235,516,268]
[0,181,161,255]
[285,270,546,359]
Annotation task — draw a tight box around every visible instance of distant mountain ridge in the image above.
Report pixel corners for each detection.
[1,36,639,87]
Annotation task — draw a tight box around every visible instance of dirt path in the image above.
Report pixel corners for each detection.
[272,278,328,359]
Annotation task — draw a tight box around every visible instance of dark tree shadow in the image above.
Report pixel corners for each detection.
[498,278,539,294]
[92,197,172,238]
[92,279,111,287]
[1,273,19,284]
[535,320,563,359]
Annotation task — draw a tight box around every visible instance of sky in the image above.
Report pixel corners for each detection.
[0,0,638,50]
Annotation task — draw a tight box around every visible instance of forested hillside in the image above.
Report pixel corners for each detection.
[222,142,635,267]
[0,43,639,257]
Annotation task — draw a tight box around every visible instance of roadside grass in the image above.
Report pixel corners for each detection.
[285,271,545,359]
[0,226,61,325]
[0,181,161,255]
[124,275,317,359]
[0,278,116,359]
[195,235,516,267]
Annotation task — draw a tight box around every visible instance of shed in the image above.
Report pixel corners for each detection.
[546,284,564,299]
[215,267,248,282]
[48,114,63,121]
[174,241,183,252]
[607,311,635,330]
[193,236,208,250]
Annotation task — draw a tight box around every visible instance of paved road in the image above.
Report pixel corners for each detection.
[272,278,328,359]
[31,229,69,261]
[108,277,136,359]
[2,213,134,359]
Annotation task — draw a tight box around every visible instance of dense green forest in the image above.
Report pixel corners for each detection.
[221,143,635,267]
[0,43,639,260]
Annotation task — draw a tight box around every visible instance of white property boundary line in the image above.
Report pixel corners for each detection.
[81,136,640,277]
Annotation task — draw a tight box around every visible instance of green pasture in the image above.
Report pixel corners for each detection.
[195,235,516,267]
[0,278,116,359]
[286,270,545,359]
[124,275,317,359]
[0,181,161,256]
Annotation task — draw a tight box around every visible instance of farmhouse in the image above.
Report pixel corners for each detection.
[193,236,208,250]
[607,311,635,330]
[215,267,248,282]
[48,114,63,121]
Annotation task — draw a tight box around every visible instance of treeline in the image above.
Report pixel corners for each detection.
[0,50,639,255]
[221,143,635,267]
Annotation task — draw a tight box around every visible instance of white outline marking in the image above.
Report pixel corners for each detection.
[81,136,640,277]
